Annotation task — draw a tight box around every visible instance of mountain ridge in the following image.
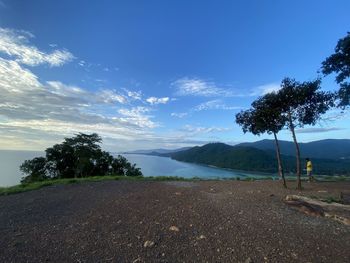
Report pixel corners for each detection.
[164,141,350,175]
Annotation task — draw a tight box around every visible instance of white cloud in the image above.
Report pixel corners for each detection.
[0,58,41,92]
[97,89,128,104]
[125,89,142,101]
[0,28,74,67]
[173,77,236,97]
[295,127,344,134]
[181,125,231,134]
[171,112,188,118]
[0,55,158,149]
[146,96,170,105]
[118,107,157,129]
[250,83,281,96]
[193,100,243,111]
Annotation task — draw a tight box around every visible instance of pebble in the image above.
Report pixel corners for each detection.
[169,226,180,232]
[143,240,155,248]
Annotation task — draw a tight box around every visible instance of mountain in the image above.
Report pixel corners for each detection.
[166,142,350,175]
[123,147,192,155]
[166,143,277,172]
[238,139,350,160]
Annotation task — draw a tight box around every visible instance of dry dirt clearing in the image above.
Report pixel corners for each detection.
[1,180,349,262]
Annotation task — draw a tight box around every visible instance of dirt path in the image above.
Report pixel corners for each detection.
[0,180,349,262]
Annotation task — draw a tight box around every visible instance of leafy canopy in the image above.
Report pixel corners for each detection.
[236,92,286,135]
[277,78,334,127]
[20,133,142,183]
[322,32,350,107]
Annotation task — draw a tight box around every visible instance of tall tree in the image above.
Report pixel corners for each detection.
[236,92,287,187]
[277,78,334,190]
[322,32,350,107]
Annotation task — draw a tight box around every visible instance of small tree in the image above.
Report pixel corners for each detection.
[236,92,287,187]
[322,32,350,107]
[277,78,334,190]
[21,133,143,183]
[20,157,48,183]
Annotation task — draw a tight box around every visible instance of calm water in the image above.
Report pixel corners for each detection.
[0,151,275,187]
[0,150,44,187]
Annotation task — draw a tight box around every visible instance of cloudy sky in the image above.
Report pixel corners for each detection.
[0,0,349,151]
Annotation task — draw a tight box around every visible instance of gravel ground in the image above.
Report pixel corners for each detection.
[0,180,349,263]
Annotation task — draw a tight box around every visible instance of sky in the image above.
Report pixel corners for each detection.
[0,0,349,151]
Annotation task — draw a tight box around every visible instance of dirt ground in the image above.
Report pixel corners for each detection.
[0,180,349,263]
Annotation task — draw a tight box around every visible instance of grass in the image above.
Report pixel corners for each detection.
[0,175,194,196]
[1,174,349,196]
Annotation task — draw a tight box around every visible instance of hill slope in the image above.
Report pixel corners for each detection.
[166,143,350,175]
[238,139,350,160]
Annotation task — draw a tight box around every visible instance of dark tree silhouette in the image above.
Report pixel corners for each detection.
[21,133,143,183]
[236,92,287,187]
[277,78,334,190]
[322,32,350,107]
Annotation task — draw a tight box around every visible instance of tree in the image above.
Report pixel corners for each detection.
[276,78,334,190]
[322,32,350,107]
[21,133,143,183]
[20,157,48,183]
[236,92,288,187]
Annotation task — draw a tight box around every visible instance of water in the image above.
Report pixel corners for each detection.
[0,150,44,187]
[122,154,274,179]
[0,151,275,187]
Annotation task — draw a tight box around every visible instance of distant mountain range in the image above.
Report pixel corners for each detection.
[123,147,192,155]
[125,139,350,175]
[237,139,350,160]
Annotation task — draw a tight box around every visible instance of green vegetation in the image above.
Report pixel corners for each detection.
[20,133,142,183]
[236,92,287,187]
[166,143,350,176]
[236,78,335,190]
[1,174,348,196]
[0,175,194,196]
[322,32,350,108]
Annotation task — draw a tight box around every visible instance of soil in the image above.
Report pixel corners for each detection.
[0,180,349,263]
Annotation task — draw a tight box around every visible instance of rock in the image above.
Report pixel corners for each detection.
[143,240,155,248]
[198,235,206,240]
[169,226,179,232]
[284,195,350,225]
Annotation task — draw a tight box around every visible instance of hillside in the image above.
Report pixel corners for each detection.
[166,143,350,175]
[238,139,350,160]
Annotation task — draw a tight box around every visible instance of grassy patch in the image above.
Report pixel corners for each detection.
[0,175,198,196]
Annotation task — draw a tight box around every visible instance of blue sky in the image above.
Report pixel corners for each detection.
[0,0,349,151]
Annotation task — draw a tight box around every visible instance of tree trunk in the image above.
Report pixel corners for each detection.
[273,132,287,188]
[288,112,302,190]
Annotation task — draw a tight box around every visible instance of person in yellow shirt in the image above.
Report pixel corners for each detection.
[306,158,314,182]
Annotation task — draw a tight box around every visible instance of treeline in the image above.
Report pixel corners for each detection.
[167,143,350,175]
[20,133,142,183]
[235,32,350,189]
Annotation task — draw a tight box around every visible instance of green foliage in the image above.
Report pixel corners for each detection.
[20,133,143,183]
[168,143,350,175]
[278,78,334,128]
[20,157,48,183]
[322,32,350,107]
[0,175,199,196]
